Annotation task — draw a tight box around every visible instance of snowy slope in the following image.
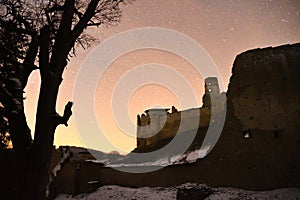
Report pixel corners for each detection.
[55,183,300,200]
[104,147,210,168]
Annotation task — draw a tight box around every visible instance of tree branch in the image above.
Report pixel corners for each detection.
[54,101,73,127]
[23,35,39,68]
[55,0,75,40]
[50,0,75,76]
[70,0,123,47]
[39,25,51,80]
[19,35,39,89]
[86,21,102,27]
[74,8,84,19]
[0,18,36,36]
[0,80,22,114]
[70,0,101,46]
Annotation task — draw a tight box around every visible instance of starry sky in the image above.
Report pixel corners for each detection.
[24,0,300,154]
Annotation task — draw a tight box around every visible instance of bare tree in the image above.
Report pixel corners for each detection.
[0,0,125,199]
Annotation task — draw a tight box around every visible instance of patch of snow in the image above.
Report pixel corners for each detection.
[206,187,300,200]
[85,159,109,164]
[87,181,101,184]
[107,154,181,168]
[55,183,300,200]
[186,147,208,162]
[55,185,177,200]
[174,146,210,165]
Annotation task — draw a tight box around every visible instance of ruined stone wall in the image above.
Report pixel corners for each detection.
[203,43,300,190]
[227,43,300,131]
[136,106,217,148]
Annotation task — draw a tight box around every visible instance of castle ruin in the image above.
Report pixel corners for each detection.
[136,77,226,150]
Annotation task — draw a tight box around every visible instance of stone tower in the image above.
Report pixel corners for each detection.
[202,77,221,107]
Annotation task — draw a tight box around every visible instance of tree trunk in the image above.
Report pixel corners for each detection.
[8,112,32,200]
[20,23,73,200]
[22,78,60,200]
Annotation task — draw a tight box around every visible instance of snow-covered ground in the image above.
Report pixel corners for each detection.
[100,147,210,168]
[55,183,300,200]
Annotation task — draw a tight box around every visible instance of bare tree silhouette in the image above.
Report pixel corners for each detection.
[0,0,127,199]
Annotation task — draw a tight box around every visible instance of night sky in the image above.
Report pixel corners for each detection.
[25,0,300,154]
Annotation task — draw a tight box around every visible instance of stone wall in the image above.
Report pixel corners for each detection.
[227,44,300,131]
[203,43,300,190]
